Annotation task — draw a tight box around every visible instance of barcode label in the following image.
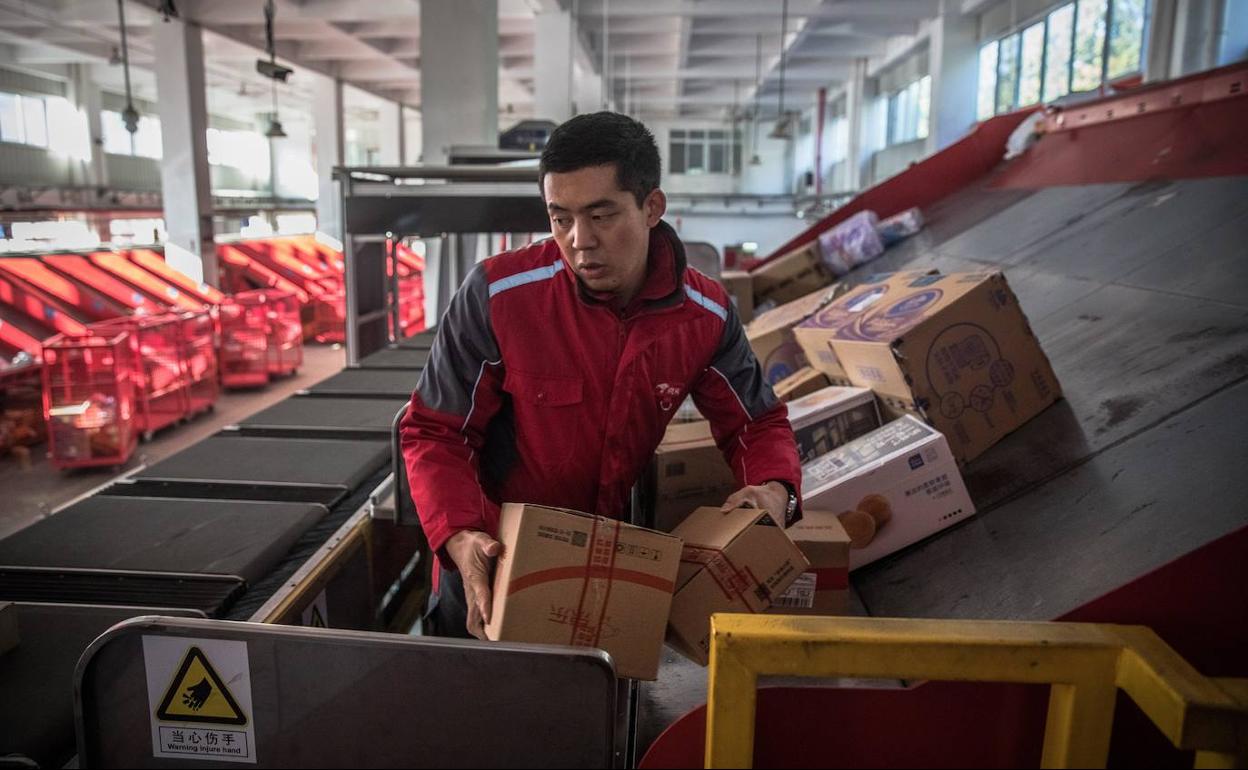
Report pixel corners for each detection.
[771,572,817,609]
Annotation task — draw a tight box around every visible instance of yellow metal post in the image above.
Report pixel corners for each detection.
[706,617,759,769]
[1040,679,1118,768]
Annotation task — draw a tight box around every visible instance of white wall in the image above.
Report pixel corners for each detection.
[667,211,805,261]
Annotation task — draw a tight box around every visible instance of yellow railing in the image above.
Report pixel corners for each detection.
[705,615,1248,769]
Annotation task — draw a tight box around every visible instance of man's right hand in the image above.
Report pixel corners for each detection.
[444,530,503,640]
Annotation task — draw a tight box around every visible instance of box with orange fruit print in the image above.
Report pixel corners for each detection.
[801,415,975,570]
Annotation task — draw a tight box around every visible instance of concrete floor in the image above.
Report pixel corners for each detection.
[0,343,348,540]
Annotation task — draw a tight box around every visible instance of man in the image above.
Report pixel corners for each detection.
[400,112,801,640]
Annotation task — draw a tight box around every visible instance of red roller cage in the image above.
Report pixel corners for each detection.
[177,309,218,416]
[90,314,189,438]
[42,328,139,469]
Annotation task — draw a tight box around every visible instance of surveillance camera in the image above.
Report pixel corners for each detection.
[256,59,293,82]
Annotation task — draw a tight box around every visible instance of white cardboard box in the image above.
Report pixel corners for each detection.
[801,415,975,570]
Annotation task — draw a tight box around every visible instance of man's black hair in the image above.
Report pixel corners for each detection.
[539,112,661,207]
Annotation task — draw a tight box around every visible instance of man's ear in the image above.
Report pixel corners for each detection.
[643,188,667,227]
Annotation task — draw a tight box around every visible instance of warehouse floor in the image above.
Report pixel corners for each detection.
[0,343,362,540]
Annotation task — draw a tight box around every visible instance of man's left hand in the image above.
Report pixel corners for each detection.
[720,481,788,520]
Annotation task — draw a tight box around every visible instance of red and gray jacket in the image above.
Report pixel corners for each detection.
[400,220,801,564]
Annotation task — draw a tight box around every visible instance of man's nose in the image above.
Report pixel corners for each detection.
[570,218,597,251]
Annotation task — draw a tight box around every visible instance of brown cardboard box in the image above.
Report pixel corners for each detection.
[486,503,682,680]
[667,507,809,665]
[799,270,1062,463]
[746,285,843,385]
[802,416,975,570]
[719,270,755,324]
[766,510,851,616]
[772,367,830,402]
[647,420,738,532]
[751,242,836,307]
[786,386,882,463]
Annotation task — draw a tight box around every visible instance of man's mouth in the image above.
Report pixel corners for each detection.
[577,262,608,278]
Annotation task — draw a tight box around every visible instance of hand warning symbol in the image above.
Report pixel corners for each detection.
[181,677,212,711]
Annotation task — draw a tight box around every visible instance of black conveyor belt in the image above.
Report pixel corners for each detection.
[102,436,390,507]
[304,368,422,399]
[0,497,327,584]
[236,396,410,439]
[0,566,243,616]
[356,346,429,370]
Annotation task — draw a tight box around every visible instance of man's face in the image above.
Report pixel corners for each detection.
[543,164,666,302]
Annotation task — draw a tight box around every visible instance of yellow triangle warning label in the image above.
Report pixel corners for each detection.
[155,646,247,726]
[308,605,326,628]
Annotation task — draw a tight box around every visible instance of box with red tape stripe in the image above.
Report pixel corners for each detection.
[485,502,682,681]
[666,506,810,666]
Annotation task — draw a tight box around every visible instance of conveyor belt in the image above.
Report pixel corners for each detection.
[0,603,203,769]
[356,345,430,370]
[235,396,410,439]
[303,367,421,398]
[836,175,1248,620]
[394,329,437,350]
[102,436,390,507]
[0,566,243,616]
[0,497,327,584]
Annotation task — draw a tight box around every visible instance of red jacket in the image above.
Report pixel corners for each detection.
[400,221,801,564]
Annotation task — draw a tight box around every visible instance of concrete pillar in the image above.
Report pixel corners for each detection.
[67,64,107,191]
[535,10,574,122]
[927,4,979,155]
[1171,0,1228,77]
[420,0,498,164]
[313,75,345,240]
[845,57,868,192]
[1145,0,1180,82]
[376,99,402,166]
[152,17,216,286]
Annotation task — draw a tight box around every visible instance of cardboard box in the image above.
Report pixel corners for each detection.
[766,510,851,616]
[786,386,883,464]
[719,270,755,324]
[751,242,836,307]
[801,270,1062,463]
[772,367,830,402]
[746,285,843,385]
[647,420,738,532]
[667,507,809,665]
[801,415,975,570]
[486,503,682,680]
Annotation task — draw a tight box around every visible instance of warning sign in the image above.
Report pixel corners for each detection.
[155,647,246,724]
[300,589,329,628]
[143,636,256,764]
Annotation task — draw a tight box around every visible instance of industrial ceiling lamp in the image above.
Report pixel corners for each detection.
[116,0,139,134]
[265,80,286,139]
[260,0,287,138]
[768,0,794,141]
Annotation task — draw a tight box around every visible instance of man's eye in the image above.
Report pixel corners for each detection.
[593,213,615,222]
[553,217,572,227]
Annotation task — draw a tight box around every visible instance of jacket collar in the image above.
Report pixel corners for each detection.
[573,219,688,316]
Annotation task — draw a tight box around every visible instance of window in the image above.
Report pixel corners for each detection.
[1018,22,1046,107]
[102,109,161,158]
[1073,0,1108,91]
[976,0,1147,118]
[669,128,741,174]
[207,127,269,172]
[977,41,1000,120]
[0,91,51,148]
[1044,4,1075,101]
[885,76,931,146]
[996,33,1021,115]
[1108,0,1146,79]
[102,110,132,154]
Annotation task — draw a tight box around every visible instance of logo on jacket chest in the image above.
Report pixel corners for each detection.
[655,382,684,412]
